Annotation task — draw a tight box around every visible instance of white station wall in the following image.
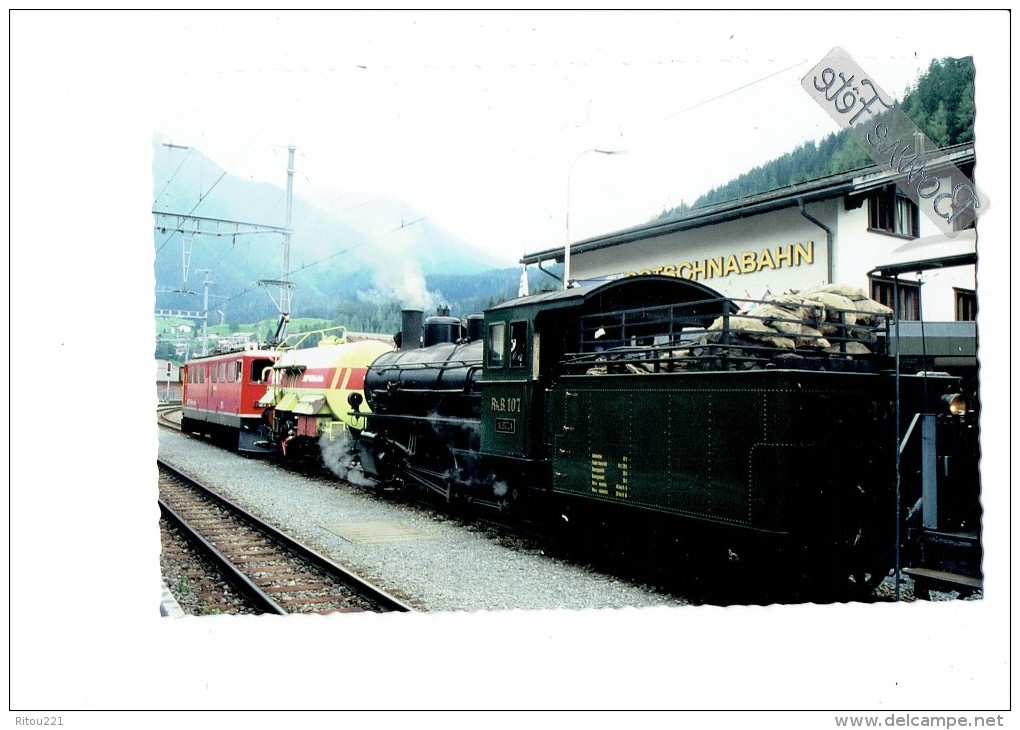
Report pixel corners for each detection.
[571,203,833,300]
[570,196,976,320]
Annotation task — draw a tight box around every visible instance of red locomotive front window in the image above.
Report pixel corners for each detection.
[250,358,274,383]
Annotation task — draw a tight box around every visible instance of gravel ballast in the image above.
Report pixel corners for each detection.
[158,429,687,613]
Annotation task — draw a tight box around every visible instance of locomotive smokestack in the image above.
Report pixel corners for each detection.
[401,308,424,351]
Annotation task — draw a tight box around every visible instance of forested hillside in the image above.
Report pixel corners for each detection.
[327,266,560,334]
[656,57,975,220]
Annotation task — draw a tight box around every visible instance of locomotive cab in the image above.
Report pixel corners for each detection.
[180,344,280,452]
[480,316,541,458]
[476,276,733,516]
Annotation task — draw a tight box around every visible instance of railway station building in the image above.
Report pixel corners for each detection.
[521,142,978,376]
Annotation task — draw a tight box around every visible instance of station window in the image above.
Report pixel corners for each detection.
[509,321,528,368]
[953,210,977,233]
[869,186,919,239]
[950,164,979,233]
[954,288,977,321]
[488,322,505,367]
[870,276,921,320]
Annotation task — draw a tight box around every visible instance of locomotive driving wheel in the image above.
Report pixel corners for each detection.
[846,525,889,595]
[839,485,892,599]
[806,484,891,601]
[493,482,523,519]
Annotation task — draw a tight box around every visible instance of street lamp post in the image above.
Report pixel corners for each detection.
[564,147,626,290]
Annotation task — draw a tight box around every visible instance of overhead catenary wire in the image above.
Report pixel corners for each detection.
[153,168,230,257]
[153,145,194,208]
[153,132,269,257]
[648,58,810,127]
[210,215,431,312]
[288,215,430,278]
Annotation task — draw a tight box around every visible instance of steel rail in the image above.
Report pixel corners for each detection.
[157,459,415,613]
[158,498,287,614]
[157,406,183,431]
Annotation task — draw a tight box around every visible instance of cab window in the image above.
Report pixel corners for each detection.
[251,358,274,383]
[509,321,527,368]
[488,323,505,367]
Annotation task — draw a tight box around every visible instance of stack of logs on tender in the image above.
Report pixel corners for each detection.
[700,283,895,361]
[585,284,895,374]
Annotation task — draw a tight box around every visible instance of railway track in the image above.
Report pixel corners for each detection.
[158,459,414,615]
[157,405,182,431]
[156,413,888,606]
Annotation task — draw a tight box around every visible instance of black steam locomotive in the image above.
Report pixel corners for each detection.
[343,275,980,599]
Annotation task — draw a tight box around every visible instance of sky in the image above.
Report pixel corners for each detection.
[8,8,1012,721]
[145,10,1003,266]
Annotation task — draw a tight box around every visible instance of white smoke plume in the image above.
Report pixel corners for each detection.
[358,256,447,313]
[350,212,450,315]
[318,430,377,488]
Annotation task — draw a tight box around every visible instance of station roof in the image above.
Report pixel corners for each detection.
[521,143,976,266]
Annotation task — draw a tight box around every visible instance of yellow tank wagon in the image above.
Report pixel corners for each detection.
[258,327,394,460]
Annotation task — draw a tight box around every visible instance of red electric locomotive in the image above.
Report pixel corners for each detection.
[180,343,278,452]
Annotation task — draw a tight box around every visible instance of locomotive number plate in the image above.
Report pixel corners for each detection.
[495,418,516,434]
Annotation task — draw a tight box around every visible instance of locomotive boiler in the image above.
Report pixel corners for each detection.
[355,309,490,504]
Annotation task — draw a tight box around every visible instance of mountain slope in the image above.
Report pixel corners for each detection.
[152,134,512,325]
